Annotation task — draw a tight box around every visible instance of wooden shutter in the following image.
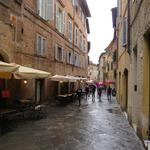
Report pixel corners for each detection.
[122,17,127,47]
[36,35,39,54]
[55,44,58,60]
[42,38,46,56]
[62,11,66,35]
[37,35,41,55]
[42,0,46,19]
[56,4,59,29]
[68,20,72,42]
[77,57,79,67]
[41,37,44,55]
[66,51,69,63]
[62,48,66,62]
[71,53,74,65]
[37,0,41,15]
[46,0,54,20]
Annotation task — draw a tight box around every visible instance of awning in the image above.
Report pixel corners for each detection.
[13,65,51,79]
[104,81,115,85]
[0,61,19,79]
[51,75,87,82]
[66,75,80,82]
[50,75,69,82]
[0,61,19,72]
[86,80,94,84]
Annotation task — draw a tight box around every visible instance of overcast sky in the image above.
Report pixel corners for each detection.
[86,0,117,64]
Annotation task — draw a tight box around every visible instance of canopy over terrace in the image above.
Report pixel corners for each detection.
[0,61,19,79]
[0,61,51,79]
[50,75,70,82]
[51,75,87,82]
[13,65,51,79]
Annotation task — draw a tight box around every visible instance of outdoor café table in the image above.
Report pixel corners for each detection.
[18,99,34,107]
[0,108,16,116]
[56,94,73,103]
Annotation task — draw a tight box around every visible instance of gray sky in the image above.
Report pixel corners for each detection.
[86,0,117,64]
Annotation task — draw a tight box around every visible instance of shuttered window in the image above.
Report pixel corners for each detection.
[67,52,73,65]
[75,26,78,46]
[37,35,46,56]
[122,17,128,47]
[74,55,77,66]
[56,4,66,34]
[79,34,83,50]
[37,0,54,20]
[83,39,86,52]
[55,44,65,62]
[68,19,73,42]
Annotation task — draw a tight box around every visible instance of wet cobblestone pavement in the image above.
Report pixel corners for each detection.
[0,93,145,150]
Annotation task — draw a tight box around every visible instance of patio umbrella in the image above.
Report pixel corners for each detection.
[0,61,19,79]
[13,65,51,79]
[50,75,69,82]
[66,75,80,82]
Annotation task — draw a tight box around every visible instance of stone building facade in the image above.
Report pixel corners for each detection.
[0,0,91,103]
[104,41,116,86]
[116,0,131,114]
[116,0,150,142]
[129,0,150,140]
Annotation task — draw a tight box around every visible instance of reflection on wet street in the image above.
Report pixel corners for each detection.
[0,93,145,150]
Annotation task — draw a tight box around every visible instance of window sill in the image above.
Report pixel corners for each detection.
[36,54,47,59]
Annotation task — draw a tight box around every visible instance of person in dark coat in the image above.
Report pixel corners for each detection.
[76,87,82,106]
[112,88,116,96]
[107,86,112,101]
[97,87,102,101]
[85,84,90,101]
[91,85,96,102]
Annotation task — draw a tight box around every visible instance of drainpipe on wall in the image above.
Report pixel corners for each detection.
[127,0,130,55]
[148,35,150,141]
[72,2,75,72]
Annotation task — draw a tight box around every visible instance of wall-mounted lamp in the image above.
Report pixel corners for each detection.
[59,81,63,83]
[23,80,28,84]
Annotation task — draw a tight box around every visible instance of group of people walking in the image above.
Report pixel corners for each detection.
[76,84,116,106]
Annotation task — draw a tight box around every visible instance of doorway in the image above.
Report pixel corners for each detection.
[35,79,44,103]
[124,68,128,111]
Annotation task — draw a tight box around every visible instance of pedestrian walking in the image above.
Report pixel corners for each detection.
[91,85,96,102]
[76,87,82,106]
[97,87,102,101]
[107,86,112,101]
[112,87,116,97]
[85,84,90,101]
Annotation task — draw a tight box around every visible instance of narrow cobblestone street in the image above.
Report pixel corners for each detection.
[0,93,145,150]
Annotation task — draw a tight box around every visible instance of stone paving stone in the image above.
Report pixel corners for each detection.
[0,92,145,150]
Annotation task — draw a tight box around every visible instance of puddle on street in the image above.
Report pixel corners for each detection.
[107,108,122,115]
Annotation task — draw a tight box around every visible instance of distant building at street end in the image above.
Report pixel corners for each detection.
[98,7,117,87]
[104,40,116,87]
[88,61,98,81]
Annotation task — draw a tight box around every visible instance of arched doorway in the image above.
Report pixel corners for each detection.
[0,55,5,62]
